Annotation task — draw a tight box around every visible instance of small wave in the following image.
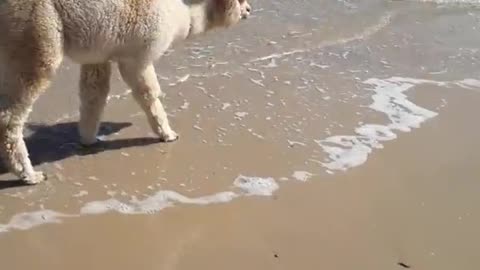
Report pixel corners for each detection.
[250,12,394,63]
[411,0,480,4]
[316,77,480,172]
[0,175,279,234]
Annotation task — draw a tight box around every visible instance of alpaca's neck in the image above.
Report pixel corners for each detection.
[188,1,213,36]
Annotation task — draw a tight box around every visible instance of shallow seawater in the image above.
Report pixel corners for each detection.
[1,1,480,269]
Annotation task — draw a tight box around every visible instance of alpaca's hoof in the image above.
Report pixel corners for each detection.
[22,171,47,185]
[160,130,179,142]
[80,136,104,147]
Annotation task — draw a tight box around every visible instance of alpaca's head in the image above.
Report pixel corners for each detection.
[208,0,252,28]
[239,0,252,20]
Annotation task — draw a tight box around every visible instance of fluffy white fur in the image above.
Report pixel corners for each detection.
[0,0,251,184]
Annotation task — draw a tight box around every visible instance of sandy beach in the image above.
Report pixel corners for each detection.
[1,0,480,269]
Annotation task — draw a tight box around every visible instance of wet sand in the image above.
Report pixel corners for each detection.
[1,0,480,269]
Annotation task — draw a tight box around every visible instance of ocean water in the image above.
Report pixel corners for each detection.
[1,0,480,234]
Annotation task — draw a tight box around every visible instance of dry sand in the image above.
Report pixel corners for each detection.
[1,1,480,269]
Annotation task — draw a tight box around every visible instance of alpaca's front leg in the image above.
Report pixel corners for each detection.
[119,62,178,142]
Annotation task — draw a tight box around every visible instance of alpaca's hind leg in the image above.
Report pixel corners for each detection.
[78,63,112,145]
[118,62,178,142]
[0,63,60,184]
[0,2,63,184]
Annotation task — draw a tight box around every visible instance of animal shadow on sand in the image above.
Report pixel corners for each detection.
[0,121,162,190]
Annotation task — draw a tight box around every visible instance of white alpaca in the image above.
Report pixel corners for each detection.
[0,0,252,184]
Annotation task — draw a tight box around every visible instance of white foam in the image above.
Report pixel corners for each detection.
[83,190,239,215]
[0,175,278,234]
[233,175,279,196]
[0,210,74,233]
[169,74,190,86]
[221,103,231,111]
[73,190,89,198]
[456,79,480,91]
[180,101,190,110]
[81,199,137,215]
[414,0,480,3]
[292,171,314,182]
[234,112,248,120]
[317,77,480,172]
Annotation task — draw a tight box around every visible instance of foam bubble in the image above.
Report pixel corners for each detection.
[81,199,136,215]
[233,175,279,196]
[234,112,249,120]
[292,171,314,182]
[0,210,74,232]
[73,190,89,198]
